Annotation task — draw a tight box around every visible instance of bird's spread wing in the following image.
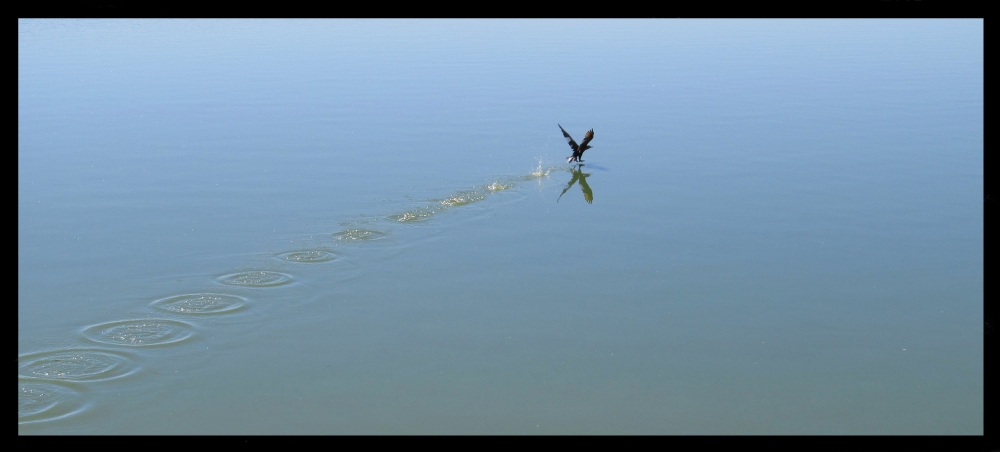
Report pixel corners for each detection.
[580,129,594,148]
[559,124,579,152]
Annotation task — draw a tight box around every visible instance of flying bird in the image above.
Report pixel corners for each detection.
[559,124,594,164]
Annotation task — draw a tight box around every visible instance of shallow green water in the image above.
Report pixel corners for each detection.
[19,19,982,434]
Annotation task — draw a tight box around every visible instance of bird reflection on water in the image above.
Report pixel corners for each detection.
[557,165,594,204]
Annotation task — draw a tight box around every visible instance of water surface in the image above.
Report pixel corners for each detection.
[18,19,982,434]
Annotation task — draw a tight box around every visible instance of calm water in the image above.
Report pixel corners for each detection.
[18,19,982,434]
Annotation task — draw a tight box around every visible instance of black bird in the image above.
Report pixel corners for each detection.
[559,124,594,164]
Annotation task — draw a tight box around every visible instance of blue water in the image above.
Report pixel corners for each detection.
[19,19,982,434]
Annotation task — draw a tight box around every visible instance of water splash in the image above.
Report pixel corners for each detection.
[486,180,514,191]
[388,176,523,223]
[529,159,551,178]
[440,190,488,207]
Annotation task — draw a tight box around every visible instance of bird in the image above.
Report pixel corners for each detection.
[559,124,594,164]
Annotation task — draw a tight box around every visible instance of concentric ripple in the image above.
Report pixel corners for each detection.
[278,250,337,263]
[218,271,293,287]
[485,181,514,191]
[388,206,443,223]
[82,319,195,347]
[440,190,487,207]
[334,228,388,242]
[19,381,84,423]
[152,293,246,315]
[19,349,136,382]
